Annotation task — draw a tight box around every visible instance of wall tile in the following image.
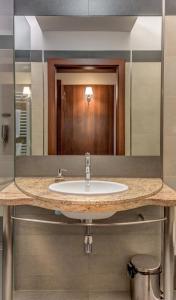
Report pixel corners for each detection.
[164,97,176,135]
[15,0,89,16]
[164,57,176,97]
[31,63,44,155]
[89,0,162,16]
[13,291,131,300]
[14,205,162,292]
[90,292,130,300]
[14,291,89,300]
[0,50,14,188]
[165,16,176,57]
[164,16,176,186]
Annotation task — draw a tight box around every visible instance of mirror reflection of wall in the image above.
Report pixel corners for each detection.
[14,16,161,156]
[15,17,32,156]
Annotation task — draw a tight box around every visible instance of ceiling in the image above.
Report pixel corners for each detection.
[36,16,137,32]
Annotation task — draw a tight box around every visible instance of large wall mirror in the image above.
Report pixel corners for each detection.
[14,15,162,157]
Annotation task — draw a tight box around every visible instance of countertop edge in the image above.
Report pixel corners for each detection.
[0,179,175,212]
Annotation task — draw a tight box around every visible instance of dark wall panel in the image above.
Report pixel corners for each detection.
[132,51,162,62]
[44,50,131,61]
[89,0,162,16]
[166,0,176,15]
[15,0,89,15]
[14,0,176,16]
[15,156,162,178]
[0,36,13,49]
[15,50,161,62]
[14,0,162,16]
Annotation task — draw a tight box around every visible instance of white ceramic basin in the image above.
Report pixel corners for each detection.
[49,180,128,196]
[49,180,128,220]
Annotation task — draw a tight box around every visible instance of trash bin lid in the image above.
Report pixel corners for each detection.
[130,254,161,274]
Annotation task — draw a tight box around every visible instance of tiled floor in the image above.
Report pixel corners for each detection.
[14,291,131,300]
[13,290,176,299]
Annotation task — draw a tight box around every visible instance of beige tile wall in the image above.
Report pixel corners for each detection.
[44,62,48,155]
[131,62,161,156]
[163,16,176,189]
[15,62,44,155]
[31,63,44,155]
[14,205,162,292]
[0,49,14,188]
[125,63,131,156]
[126,62,161,156]
[56,73,117,85]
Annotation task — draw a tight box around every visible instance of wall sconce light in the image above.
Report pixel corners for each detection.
[23,86,31,98]
[85,86,93,103]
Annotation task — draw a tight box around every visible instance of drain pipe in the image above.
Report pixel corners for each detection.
[84,220,93,254]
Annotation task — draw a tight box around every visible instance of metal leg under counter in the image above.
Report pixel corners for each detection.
[164,207,175,300]
[3,207,13,300]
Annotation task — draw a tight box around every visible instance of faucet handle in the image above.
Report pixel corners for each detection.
[85,152,91,166]
[55,169,68,182]
[57,168,67,177]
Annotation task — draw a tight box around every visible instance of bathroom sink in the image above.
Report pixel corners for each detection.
[49,180,128,196]
[49,180,128,220]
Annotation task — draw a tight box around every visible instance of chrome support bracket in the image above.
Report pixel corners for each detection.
[11,216,167,227]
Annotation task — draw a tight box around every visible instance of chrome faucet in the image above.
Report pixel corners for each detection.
[85,152,91,185]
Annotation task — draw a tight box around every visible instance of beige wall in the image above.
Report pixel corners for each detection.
[125,63,131,156]
[15,71,31,85]
[163,16,176,257]
[126,62,161,156]
[56,72,117,84]
[131,62,161,156]
[0,0,14,220]
[15,63,44,155]
[31,62,44,155]
[14,205,162,292]
[163,16,176,188]
[0,49,14,187]
[44,63,48,155]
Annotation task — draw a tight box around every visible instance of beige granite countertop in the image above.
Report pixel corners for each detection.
[0,177,175,212]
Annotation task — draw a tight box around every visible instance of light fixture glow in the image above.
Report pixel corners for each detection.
[23,86,31,97]
[85,86,93,103]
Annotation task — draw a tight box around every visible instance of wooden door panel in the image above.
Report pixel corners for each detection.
[58,84,114,155]
[48,59,125,155]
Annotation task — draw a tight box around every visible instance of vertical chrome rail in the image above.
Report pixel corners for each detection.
[2,207,13,300]
[164,207,174,300]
